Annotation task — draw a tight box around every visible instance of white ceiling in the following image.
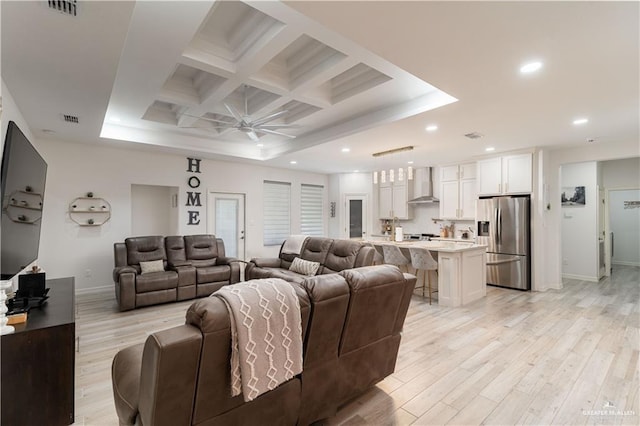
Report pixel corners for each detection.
[2,1,638,174]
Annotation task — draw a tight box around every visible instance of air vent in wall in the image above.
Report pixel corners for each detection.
[63,114,79,124]
[48,0,77,17]
[464,132,484,139]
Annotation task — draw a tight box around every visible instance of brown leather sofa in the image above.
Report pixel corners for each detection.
[112,264,416,426]
[245,236,375,283]
[113,235,240,311]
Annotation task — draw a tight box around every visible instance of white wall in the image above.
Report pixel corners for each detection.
[560,161,599,281]
[601,157,640,188]
[131,184,178,237]
[330,172,374,239]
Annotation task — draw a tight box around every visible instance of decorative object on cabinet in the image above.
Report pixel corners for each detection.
[3,188,43,225]
[68,194,111,226]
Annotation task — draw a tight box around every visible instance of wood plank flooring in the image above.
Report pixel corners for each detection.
[73,266,639,425]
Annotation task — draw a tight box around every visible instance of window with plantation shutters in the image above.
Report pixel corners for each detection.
[263,181,291,246]
[301,184,324,236]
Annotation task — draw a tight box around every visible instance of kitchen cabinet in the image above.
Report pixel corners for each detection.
[379,180,413,219]
[477,153,532,196]
[440,163,477,220]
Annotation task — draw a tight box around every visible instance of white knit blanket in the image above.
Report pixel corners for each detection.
[281,234,308,255]
[212,278,303,402]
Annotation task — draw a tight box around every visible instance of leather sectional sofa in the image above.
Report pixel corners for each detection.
[112,264,416,425]
[113,235,240,311]
[245,236,375,283]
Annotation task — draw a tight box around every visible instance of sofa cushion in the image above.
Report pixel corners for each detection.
[185,235,219,261]
[196,265,230,284]
[289,257,320,276]
[112,343,144,425]
[140,259,165,274]
[125,236,167,265]
[300,237,333,265]
[136,270,178,293]
[321,240,363,274]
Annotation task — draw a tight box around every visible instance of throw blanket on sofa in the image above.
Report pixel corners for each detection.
[281,234,308,255]
[212,278,303,402]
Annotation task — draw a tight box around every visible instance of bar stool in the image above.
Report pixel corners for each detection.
[381,244,410,272]
[408,247,438,304]
[366,243,385,265]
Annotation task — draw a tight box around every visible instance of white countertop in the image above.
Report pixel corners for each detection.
[367,239,486,253]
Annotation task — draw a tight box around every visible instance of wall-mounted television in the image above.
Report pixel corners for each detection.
[1,121,48,280]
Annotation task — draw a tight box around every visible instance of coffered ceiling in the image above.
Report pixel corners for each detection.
[2,1,638,174]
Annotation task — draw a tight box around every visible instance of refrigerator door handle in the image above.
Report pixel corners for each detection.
[487,256,521,266]
[496,207,502,244]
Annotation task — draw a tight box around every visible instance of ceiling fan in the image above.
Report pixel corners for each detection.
[181,86,299,141]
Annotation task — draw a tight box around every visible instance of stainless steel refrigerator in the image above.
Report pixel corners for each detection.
[476,196,530,290]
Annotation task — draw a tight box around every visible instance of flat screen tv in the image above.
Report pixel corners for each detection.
[1,121,47,280]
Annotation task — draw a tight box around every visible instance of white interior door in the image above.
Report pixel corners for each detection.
[208,193,245,260]
[598,187,606,278]
[608,189,640,271]
[345,194,367,240]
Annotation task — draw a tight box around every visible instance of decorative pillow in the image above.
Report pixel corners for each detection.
[139,259,165,274]
[289,257,320,276]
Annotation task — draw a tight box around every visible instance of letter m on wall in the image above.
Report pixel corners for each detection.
[186,191,202,207]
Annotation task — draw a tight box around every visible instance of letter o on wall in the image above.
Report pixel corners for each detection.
[188,176,201,188]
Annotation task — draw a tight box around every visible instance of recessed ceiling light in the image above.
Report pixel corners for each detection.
[257,143,264,147]
[353,170,359,173]
[407,161,414,164]
[520,61,543,74]
[573,118,589,125]
[42,129,56,134]
[425,125,438,132]
[485,147,495,152]
[111,117,121,123]
[290,160,297,165]
[341,147,350,153]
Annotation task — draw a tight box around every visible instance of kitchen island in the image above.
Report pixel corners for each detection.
[369,240,487,307]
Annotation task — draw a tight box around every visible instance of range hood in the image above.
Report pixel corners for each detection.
[408,167,439,204]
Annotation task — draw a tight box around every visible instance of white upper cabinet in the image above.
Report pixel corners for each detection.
[477,153,532,196]
[440,163,477,220]
[378,180,413,220]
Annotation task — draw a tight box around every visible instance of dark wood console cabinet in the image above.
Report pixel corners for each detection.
[1,277,75,425]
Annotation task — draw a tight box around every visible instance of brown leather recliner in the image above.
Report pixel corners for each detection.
[111,265,416,425]
[113,234,240,311]
[245,237,375,283]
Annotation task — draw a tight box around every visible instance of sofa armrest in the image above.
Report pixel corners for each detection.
[215,256,237,266]
[113,267,137,311]
[250,257,282,268]
[113,266,136,282]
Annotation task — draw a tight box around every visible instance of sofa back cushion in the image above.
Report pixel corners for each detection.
[300,237,332,266]
[321,240,364,274]
[125,236,167,270]
[338,265,411,354]
[184,235,220,267]
[185,283,311,423]
[165,235,188,265]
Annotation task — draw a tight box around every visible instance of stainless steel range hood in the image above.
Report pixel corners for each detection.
[408,167,439,204]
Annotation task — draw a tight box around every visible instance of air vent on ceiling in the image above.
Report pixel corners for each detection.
[464,132,484,139]
[63,114,79,124]
[48,0,77,17]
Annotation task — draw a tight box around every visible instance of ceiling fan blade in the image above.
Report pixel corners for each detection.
[252,110,288,126]
[181,126,230,129]
[257,128,296,139]
[181,112,234,125]
[256,124,301,129]
[224,103,244,123]
[247,130,259,141]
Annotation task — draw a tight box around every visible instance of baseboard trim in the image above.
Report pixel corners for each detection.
[562,273,599,283]
[75,285,112,295]
[612,261,640,267]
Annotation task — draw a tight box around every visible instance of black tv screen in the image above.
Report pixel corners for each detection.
[1,121,47,280]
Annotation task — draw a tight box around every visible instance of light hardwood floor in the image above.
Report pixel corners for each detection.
[73,266,639,425]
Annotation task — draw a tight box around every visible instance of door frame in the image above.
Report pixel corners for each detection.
[344,193,368,240]
[604,186,640,275]
[207,192,246,260]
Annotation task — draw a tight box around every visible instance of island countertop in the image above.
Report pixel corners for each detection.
[367,239,487,253]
